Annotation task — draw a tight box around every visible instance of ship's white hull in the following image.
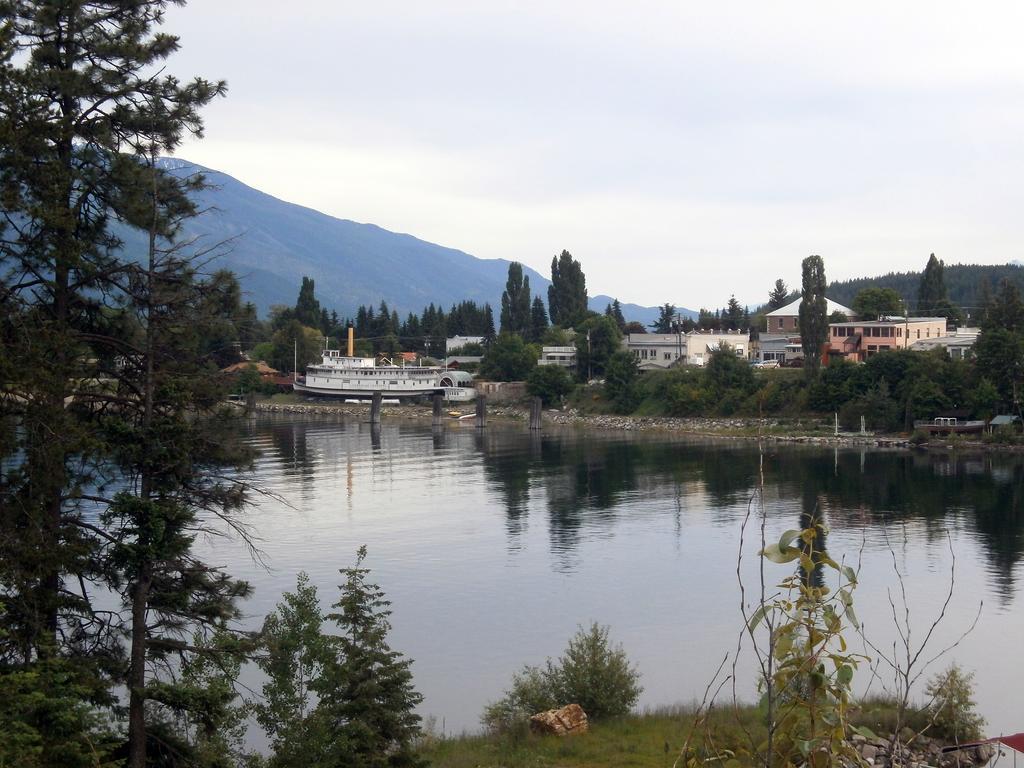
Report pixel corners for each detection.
[292,381,442,399]
[294,351,476,401]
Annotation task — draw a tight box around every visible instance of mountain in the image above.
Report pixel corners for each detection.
[117,160,693,324]
[590,295,697,326]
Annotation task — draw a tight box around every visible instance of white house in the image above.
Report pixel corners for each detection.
[538,346,577,370]
[446,335,485,354]
[623,330,749,370]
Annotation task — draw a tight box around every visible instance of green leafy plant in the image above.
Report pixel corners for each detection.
[526,364,576,407]
[682,523,867,768]
[924,663,984,743]
[482,622,642,734]
[751,525,867,767]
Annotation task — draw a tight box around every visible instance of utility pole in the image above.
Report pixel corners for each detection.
[587,329,592,382]
[293,338,297,382]
[675,312,683,365]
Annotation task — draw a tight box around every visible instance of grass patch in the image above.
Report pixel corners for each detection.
[420,705,767,768]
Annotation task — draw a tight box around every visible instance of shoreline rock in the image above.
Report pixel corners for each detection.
[248,400,1020,453]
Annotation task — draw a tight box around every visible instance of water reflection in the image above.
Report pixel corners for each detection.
[477,432,1024,599]
[250,417,1024,600]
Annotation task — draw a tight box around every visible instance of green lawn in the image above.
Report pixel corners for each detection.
[419,706,767,768]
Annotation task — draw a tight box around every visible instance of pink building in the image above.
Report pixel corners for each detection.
[827,317,948,361]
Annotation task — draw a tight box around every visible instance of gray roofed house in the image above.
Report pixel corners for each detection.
[764,297,854,335]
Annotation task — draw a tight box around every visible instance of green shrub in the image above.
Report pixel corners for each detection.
[603,351,640,413]
[548,623,642,720]
[924,663,984,742]
[909,429,930,446]
[482,623,642,734]
[480,665,556,735]
[526,364,575,407]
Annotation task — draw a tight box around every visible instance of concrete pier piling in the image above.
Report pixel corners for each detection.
[475,395,487,429]
[432,393,444,428]
[370,391,382,425]
[529,397,543,430]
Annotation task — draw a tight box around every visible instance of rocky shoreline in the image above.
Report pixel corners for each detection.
[248,400,937,449]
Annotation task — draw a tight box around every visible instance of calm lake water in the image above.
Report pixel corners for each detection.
[206,415,1024,737]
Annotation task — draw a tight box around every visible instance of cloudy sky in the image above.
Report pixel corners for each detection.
[169,1,1024,309]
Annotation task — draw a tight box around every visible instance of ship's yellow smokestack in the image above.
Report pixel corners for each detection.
[347,326,354,357]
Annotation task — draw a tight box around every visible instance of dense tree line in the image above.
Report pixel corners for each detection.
[826,262,1024,322]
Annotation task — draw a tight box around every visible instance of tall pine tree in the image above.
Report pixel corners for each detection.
[530,296,549,342]
[768,279,790,310]
[799,255,828,376]
[315,548,426,768]
[548,250,588,328]
[499,262,531,336]
[0,3,246,764]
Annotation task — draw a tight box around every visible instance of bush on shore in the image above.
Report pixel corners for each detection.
[482,623,642,734]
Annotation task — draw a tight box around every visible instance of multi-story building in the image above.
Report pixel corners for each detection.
[827,317,948,361]
[624,331,748,370]
[538,346,577,370]
[624,333,686,370]
[685,331,748,366]
[764,297,854,334]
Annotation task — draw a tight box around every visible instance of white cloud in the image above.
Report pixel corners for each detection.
[171,0,1024,307]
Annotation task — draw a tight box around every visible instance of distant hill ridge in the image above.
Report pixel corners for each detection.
[826,264,1024,314]
[118,159,696,325]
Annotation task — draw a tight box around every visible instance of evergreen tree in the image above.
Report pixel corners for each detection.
[916,253,964,324]
[0,3,227,760]
[609,299,626,331]
[530,296,549,343]
[295,277,322,328]
[652,303,676,333]
[975,279,1024,410]
[799,255,828,376]
[725,295,744,329]
[768,279,790,310]
[315,548,426,768]
[102,146,254,768]
[483,303,497,346]
[499,262,532,336]
[547,250,588,328]
[917,253,946,314]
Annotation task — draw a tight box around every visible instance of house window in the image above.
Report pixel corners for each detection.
[778,319,784,329]
[916,329,920,338]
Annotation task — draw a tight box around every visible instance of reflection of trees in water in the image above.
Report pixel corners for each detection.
[261,418,1024,599]
[770,449,1024,600]
[479,431,533,544]
[799,486,826,589]
[260,420,317,495]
